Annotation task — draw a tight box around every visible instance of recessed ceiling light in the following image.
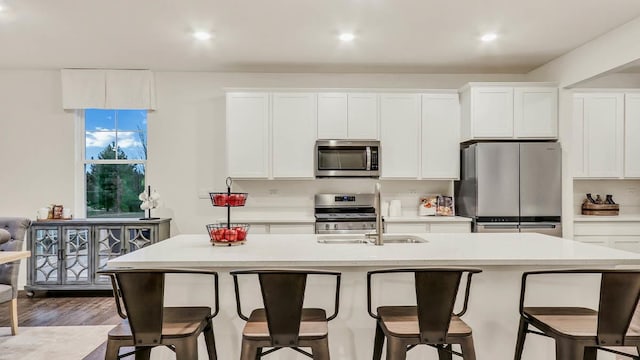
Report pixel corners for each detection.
[339,33,355,42]
[0,5,5,12]
[193,31,212,41]
[480,33,498,42]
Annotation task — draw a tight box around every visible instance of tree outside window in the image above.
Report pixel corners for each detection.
[84,109,147,218]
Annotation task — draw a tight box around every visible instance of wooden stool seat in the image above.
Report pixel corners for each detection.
[368,268,482,360]
[243,308,328,340]
[108,307,212,339]
[524,306,640,338]
[231,269,341,360]
[378,306,472,338]
[98,269,220,360]
[514,270,640,360]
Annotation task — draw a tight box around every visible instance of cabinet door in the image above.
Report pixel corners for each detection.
[625,93,640,178]
[386,223,430,234]
[226,93,270,178]
[514,87,558,139]
[583,93,624,178]
[94,226,125,284]
[421,94,460,179]
[348,93,378,139]
[471,87,514,138]
[429,223,471,233]
[268,224,315,234]
[317,93,348,139]
[573,96,587,177]
[125,226,155,252]
[380,94,420,178]
[31,227,61,285]
[611,236,640,253]
[272,93,317,178]
[61,226,91,285]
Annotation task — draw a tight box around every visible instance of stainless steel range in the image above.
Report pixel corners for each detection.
[314,194,378,234]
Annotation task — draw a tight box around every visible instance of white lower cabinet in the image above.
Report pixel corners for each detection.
[268,224,315,234]
[574,221,640,253]
[386,222,471,234]
[430,223,471,233]
[386,223,429,234]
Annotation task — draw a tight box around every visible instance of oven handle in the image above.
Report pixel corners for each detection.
[366,147,372,171]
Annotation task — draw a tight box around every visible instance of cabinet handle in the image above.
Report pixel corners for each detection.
[57,249,64,261]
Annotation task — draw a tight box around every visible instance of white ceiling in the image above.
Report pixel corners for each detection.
[1,0,640,73]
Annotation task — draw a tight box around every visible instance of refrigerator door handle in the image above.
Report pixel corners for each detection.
[479,224,519,229]
[519,224,557,229]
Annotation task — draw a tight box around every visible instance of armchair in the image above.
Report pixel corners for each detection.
[0,217,31,335]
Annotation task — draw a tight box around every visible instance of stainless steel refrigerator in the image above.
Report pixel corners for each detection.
[455,142,562,236]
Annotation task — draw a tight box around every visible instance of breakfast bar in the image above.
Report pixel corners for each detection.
[108,233,640,360]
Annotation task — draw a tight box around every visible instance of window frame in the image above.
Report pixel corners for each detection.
[75,109,147,218]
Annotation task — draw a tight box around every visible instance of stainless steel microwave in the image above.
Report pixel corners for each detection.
[314,140,380,177]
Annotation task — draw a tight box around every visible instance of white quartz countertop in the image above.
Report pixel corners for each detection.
[216,215,471,224]
[109,233,640,268]
[574,214,640,222]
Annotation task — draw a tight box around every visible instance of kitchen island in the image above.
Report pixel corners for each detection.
[108,233,640,360]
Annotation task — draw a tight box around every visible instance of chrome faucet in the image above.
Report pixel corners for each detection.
[369,182,384,245]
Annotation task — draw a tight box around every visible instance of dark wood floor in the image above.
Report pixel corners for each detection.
[0,295,121,327]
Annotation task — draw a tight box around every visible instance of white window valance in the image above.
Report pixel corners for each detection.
[61,69,157,110]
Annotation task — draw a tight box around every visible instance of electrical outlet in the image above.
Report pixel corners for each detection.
[408,189,417,194]
[269,189,279,195]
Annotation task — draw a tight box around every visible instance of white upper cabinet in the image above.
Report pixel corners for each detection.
[317,93,348,139]
[421,94,460,179]
[470,86,514,138]
[347,93,378,139]
[271,93,317,178]
[226,92,270,178]
[317,92,378,139]
[380,94,420,178]
[514,87,558,138]
[573,93,624,178]
[460,84,558,141]
[625,93,640,178]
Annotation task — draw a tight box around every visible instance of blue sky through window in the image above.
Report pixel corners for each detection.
[85,109,147,160]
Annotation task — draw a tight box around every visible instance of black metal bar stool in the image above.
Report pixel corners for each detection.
[514,269,640,360]
[98,268,219,360]
[367,268,482,360]
[231,269,341,360]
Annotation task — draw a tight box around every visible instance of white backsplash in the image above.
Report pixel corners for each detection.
[573,179,640,215]
[216,179,453,217]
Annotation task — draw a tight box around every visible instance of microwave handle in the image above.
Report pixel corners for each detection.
[366,147,372,170]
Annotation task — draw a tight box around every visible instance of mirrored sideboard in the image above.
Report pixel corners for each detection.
[26,218,170,295]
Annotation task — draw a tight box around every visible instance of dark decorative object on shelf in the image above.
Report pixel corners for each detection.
[139,185,160,220]
[582,193,619,216]
[207,177,249,246]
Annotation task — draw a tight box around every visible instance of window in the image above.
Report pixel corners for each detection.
[82,109,147,218]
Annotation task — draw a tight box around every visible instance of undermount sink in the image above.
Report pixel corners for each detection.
[317,235,427,244]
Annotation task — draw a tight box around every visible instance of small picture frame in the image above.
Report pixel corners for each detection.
[52,205,64,219]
